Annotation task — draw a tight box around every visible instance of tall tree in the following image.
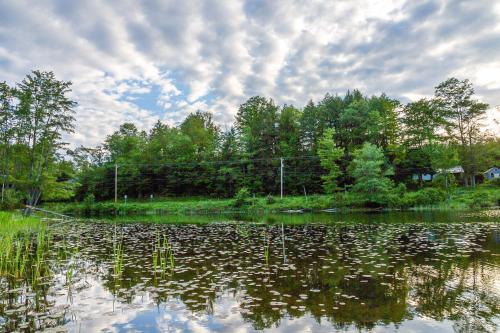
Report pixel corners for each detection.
[401,99,445,148]
[434,78,489,186]
[16,71,76,210]
[236,96,280,194]
[367,94,400,150]
[398,99,447,185]
[350,143,394,206]
[0,82,15,203]
[318,128,344,194]
[180,111,219,161]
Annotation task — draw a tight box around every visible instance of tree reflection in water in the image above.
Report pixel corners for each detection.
[0,215,499,332]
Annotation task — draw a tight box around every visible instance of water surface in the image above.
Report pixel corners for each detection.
[1,210,499,332]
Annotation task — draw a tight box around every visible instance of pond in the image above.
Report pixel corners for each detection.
[1,210,499,332]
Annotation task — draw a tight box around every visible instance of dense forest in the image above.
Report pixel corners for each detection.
[1,71,499,209]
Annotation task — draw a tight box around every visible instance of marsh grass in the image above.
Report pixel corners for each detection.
[263,229,270,265]
[152,230,175,276]
[0,212,45,279]
[112,226,125,277]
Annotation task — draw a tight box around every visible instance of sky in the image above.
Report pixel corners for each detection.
[0,0,499,147]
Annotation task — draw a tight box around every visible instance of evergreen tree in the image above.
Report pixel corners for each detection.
[350,143,394,206]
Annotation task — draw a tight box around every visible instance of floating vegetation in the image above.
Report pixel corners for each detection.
[0,211,499,332]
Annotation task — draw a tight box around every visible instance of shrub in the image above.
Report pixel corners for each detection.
[0,189,23,210]
[484,177,500,187]
[401,187,447,207]
[266,194,275,205]
[467,191,494,208]
[233,187,250,207]
[83,193,95,207]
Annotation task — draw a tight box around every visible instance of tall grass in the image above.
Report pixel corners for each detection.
[112,225,124,277]
[0,211,43,235]
[152,230,174,276]
[0,212,49,284]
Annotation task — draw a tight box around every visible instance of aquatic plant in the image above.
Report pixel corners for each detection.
[112,228,125,277]
[152,230,175,276]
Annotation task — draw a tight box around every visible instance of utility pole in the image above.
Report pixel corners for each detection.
[280,158,284,199]
[114,164,118,203]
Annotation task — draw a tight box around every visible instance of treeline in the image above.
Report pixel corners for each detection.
[69,78,498,205]
[1,71,499,209]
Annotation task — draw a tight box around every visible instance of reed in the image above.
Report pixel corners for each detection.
[112,226,124,277]
[152,230,175,276]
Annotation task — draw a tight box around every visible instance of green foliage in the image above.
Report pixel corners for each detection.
[400,188,447,208]
[350,143,394,206]
[0,189,23,210]
[234,187,251,207]
[266,194,275,205]
[0,212,43,235]
[318,128,344,193]
[0,74,489,205]
[434,78,489,185]
[0,71,76,208]
[83,193,95,207]
[484,177,500,187]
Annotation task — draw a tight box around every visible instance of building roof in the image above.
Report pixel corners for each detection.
[483,167,499,174]
[438,166,464,174]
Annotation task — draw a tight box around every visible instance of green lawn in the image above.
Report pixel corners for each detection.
[44,185,500,217]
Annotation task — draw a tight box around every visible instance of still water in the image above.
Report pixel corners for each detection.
[1,210,499,332]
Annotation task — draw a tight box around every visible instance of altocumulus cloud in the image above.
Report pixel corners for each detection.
[0,0,499,146]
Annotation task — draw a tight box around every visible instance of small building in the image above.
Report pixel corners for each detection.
[483,167,500,180]
[412,173,433,181]
[442,166,464,174]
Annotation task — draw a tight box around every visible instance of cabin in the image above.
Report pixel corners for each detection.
[483,167,500,180]
[441,166,464,175]
[411,173,433,181]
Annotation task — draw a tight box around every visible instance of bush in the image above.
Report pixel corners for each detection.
[266,194,275,205]
[233,187,250,207]
[484,177,500,187]
[401,187,447,207]
[0,189,23,210]
[83,193,95,207]
[387,184,406,208]
[467,191,494,208]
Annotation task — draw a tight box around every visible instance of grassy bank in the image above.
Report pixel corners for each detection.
[0,211,47,282]
[0,211,44,235]
[45,185,500,217]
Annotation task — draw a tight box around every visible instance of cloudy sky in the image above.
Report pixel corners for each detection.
[1,0,499,146]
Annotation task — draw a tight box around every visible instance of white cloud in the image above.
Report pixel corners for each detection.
[0,0,499,146]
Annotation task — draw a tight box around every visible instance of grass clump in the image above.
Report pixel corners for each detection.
[0,211,43,235]
[0,211,49,283]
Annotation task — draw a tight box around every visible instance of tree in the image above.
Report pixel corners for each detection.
[0,82,15,203]
[15,71,76,210]
[180,111,219,160]
[300,100,321,153]
[430,144,459,192]
[350,143,394,206]
[236,96,279,158]
[434,78,489,186]
[318,128,344,194]
[236,96,280,194]
[367,94,400,150]
[398,99,447,186]
[401,99,445,148]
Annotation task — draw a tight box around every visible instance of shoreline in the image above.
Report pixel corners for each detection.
[42,188,500,217]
